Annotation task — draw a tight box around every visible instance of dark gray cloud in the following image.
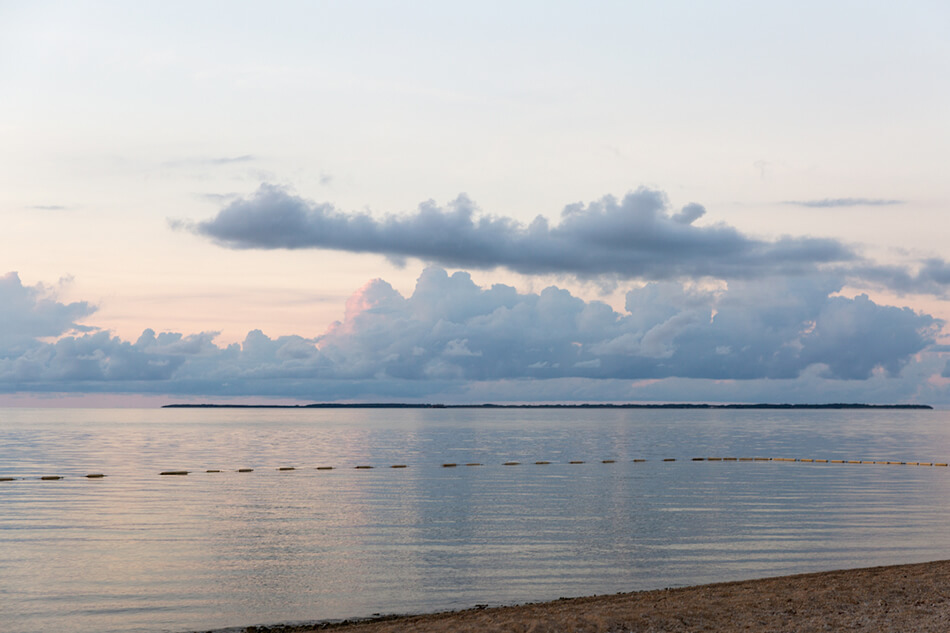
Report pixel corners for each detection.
[671,203,706,224]
[182,184,856,281]
[847,259,950,297]
[0,269,940,399]
[784,198,904,208]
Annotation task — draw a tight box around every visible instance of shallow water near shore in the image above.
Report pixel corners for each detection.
[3,407,950,633]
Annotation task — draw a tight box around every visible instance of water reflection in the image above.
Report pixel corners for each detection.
[2,408,950,633]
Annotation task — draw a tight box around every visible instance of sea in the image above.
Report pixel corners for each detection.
[3,406,950,633]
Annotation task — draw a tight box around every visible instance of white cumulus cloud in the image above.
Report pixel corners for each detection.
[0,269,941,402]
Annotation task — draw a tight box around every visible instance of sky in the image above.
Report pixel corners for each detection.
[2,0,950,406]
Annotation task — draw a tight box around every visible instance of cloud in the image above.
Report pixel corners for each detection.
[848,259,950,297]
[181,184,856,281]
[0,269,941,401]
[195,192,243,205]
[163,155,256,168]
[0,272,97,357]
[180,185,950,298]
[783,198,904,208]
[207,155,256,165]
[671,203,706,225]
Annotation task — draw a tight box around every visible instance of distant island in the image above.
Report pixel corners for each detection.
[163,402,933,410]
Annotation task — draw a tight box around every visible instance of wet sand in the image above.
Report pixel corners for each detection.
[245,560,950,633]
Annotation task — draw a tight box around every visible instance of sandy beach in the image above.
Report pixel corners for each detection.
[243,560,950,633]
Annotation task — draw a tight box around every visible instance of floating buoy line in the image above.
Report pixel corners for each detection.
[1,457,948,482]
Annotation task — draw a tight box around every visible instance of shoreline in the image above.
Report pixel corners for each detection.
[231,560,950,632]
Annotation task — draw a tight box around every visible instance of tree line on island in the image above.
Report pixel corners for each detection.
[163,403,933,409]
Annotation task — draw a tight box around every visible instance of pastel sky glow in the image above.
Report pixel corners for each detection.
[2,1,949,405]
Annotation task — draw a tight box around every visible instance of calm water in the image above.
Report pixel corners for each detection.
[2,407,950,633]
